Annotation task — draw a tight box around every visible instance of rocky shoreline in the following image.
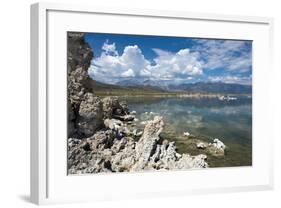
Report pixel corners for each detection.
[67,32,226,174]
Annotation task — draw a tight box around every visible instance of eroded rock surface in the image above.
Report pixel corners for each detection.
[195,138,227,157]
[67,32,95,137]
[207,138,226,157]
[68,116,208,174]
[102,96,120,119]
[77,93,103,137]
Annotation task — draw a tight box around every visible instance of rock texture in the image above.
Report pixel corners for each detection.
[197,142,207,149]
[132,116,165,170]
[68,116,208,174]
[67,32,94,137]
[67,33,93,106]
[207,138,226,157]
[67,33,128,138]
[102,96,120,119]
[195,138,227,157]
[77,93,103,137]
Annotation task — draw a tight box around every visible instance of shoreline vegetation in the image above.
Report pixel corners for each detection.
[67,32,249,174]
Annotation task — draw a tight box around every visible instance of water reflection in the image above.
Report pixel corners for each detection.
[123,96,252,167]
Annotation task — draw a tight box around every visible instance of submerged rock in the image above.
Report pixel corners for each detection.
[197,142,207,149]
[193,138,227,157]
[183,131,190,137]
[212,138,226,150]
[130,110,137,115]
[207,138,226,157]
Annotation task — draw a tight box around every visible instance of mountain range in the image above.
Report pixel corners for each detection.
[115,79,252,94]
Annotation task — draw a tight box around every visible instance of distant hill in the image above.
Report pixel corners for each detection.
[168,82,252,94]
[87,79,252,95]
[116,79,166,91]
[117,79,252,94]
[85,79,166,95]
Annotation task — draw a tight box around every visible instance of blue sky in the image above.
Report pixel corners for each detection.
[85,33,252,85]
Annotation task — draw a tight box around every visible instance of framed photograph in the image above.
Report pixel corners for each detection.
[30,2,274,205]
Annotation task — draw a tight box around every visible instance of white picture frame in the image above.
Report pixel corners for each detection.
[30,2,274,205]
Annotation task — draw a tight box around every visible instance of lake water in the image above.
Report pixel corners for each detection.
[123,96,252,168]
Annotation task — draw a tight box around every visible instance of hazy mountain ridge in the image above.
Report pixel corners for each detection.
[168,82,252,94]
[86,79,166,94]
[116,79,167,91]
[114,79,252,94]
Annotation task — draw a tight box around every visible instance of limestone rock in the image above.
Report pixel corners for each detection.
[111,137,136,172]
[175,154,208,169]
[206,138,226,157]
[68,102,76,137]
[67,130,115,174]
[68,116,209,174]
[67,32,96,138]
[67,32,93,107]
[212,138,226,150]
[77,93,103,137]
[67,32,93,73]
[130,111,137,115]
[197,142,207,149]
[132,116,164,170]
[104,118,124,131]
[131,116,208,171]
[119,101,129,115]
[102,96,120,119]
[113,114,135,121]
[183,131,190,137]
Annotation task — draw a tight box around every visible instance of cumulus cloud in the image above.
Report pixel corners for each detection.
[89,39,252,85]
[121,68,135,78]
[89,43,150,83]
[150,48,203,80]
[102,40,118,56]
[89,41,203,84]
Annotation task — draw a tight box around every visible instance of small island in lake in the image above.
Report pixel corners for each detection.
[67,32,252,174]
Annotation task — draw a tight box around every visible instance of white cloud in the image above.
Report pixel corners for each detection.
[89,39,251,85]
[152,48,172,57]
[149,48,203,80]
[193,39,252,72]
[89,43,150,83]
[120,45,150,77]
[101,40,118,56]
[89,41,203,84]
[121,69,135,77]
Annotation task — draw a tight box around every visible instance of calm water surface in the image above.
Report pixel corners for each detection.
[122,96,252,168]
